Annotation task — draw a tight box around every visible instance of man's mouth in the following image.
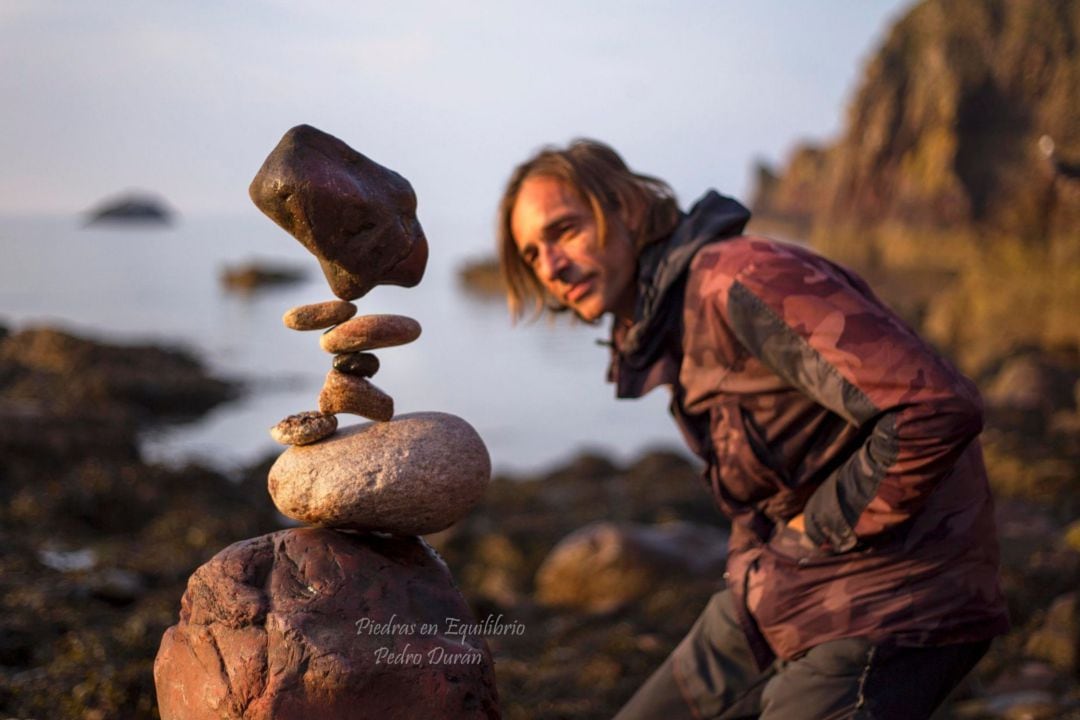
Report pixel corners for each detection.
[565,278,594,304]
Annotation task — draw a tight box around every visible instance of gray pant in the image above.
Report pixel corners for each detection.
[614,590,989,720]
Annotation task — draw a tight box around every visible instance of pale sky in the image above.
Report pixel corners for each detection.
[1,1,911,234]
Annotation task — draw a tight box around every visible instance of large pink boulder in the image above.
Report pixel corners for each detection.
[154,528,500,719]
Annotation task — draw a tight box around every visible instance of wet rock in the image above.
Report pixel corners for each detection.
[985,353,1079,414]
[248,124,428,300]
[0,400,137,460]
[984,661,1061,696]
[0,626,35,667]
[951,691,1061,720]
[317,370,393,421]
[269,411,337,446]
[1001,701,1067,720]
[281,300,356,330]
[995,500,1080,625]
[85,568,146,606]
[457,257,506,299]
[320,314,421,354]
[535,521,729,613]
[268,412,491,535]
[154,528,500,720]
[459,534,529,607]
[0,327,234,420]
[1025,592,1079,676]
[1065,520,1080,553]
[0,438,284,720]
[332,351,380,378]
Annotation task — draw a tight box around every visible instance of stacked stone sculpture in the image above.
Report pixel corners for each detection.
[154,125,500,720]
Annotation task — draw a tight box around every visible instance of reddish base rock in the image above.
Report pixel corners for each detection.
[154,528,500,719]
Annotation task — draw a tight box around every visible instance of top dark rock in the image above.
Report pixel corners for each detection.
[249,125,428,300]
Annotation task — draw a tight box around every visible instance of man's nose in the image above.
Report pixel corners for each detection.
[536,243,570,282]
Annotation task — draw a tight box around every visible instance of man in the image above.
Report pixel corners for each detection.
[498,140,1009,719]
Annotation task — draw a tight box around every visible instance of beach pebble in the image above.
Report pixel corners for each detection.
[267,412,492,535]
[282,301,356,330]
[270,411,338,446]
[320,314,420,354]
[317,370,393,421]
[332,352,380,378]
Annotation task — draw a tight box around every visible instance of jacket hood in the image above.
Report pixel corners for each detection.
[618,191,750,368]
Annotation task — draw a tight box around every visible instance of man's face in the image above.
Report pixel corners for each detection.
[510,176,637,322]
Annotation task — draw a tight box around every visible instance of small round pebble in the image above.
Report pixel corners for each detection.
[318,370,393,421]
[282,300,357,331]
[332,352,380,378]
[320,315,421,354]
[270,411,338,445]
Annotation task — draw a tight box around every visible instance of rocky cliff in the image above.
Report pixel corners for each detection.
[751,0,1080,371]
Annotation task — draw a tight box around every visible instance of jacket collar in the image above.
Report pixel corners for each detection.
[613,191,750,388]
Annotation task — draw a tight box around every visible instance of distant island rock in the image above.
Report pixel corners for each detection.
[85,193,174,225]
[457,256,506,299]
[220,260,307,293]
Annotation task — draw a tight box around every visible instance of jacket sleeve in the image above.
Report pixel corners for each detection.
[721,245,984,552]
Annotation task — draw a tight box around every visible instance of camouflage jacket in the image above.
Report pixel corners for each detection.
[609,192,1009,667]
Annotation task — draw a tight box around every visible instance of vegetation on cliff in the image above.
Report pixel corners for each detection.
[751,0,1080,371]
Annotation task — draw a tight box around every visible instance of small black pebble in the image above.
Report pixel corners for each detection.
[333,352,380,378]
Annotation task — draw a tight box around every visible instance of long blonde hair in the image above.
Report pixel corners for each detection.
[497,139,680,321]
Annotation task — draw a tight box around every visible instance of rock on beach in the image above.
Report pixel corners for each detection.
[535,521,730,613]
[282,300,356,330]
[154,528,500,720]
[320,314,421,354]
[268,412,491,536]
[317,370,393,421]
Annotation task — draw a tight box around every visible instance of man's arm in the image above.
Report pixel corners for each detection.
[719,243,983,552]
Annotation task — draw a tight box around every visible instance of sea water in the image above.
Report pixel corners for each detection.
[0,212,682,474]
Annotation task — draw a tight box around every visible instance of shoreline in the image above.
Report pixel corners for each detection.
[2,319,1078,718]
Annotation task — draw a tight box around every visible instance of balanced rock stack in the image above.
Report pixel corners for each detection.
[154,125,500,720]
[270,304,415,437]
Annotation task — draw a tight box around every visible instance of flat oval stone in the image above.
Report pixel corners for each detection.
[332,352,380,378]
[270,411,338,445]
[318,370,393,421]
[282,301,357,330]
[267,412,492,535]
[320,315,420,354]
